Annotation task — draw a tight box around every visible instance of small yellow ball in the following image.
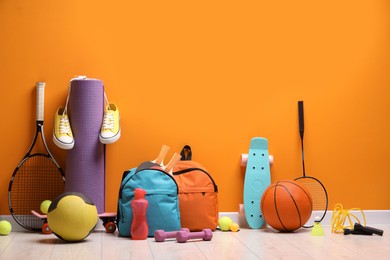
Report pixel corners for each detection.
[218,216,233,231]
[230,223,239,232]
[0,220,12,235]
[40,200,52,214]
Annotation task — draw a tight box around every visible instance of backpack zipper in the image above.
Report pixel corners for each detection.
[173,167,218,192]
[119,168,179,197]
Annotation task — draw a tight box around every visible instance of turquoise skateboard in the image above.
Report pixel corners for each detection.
[243,137,271,229]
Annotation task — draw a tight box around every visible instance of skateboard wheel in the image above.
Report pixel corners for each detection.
[105,222,116,233]
[240,153,247,166]
[42,223,52,234]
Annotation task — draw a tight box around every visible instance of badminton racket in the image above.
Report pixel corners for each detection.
[294,100,328,228]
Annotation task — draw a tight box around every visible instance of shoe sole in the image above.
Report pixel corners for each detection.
[99,129,121,144]
[53,134,74,150]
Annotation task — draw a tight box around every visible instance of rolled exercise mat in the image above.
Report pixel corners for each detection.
[65,78,105,213]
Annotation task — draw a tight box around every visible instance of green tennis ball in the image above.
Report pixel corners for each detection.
[218,216,233,231]
[0,220,12,235]
[40,200,52,214]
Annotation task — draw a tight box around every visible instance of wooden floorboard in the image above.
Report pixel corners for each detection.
[0,225,388,259]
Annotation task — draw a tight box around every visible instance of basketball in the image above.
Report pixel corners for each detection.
[261,180,312,232]
[47,192,98,242]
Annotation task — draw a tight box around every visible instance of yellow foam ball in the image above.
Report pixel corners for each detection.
[47,192,98,242]
[218,216,233,231]
[40,200,52,214]
[230,223,239,232]
[0,220,12,235]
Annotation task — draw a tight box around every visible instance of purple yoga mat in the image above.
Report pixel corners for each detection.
[65,78,105,213]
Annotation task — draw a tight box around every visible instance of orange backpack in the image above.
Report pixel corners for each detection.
[172,145,218,231]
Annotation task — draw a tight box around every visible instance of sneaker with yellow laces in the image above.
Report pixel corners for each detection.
[99,103,120,144]
[53,107,74,149]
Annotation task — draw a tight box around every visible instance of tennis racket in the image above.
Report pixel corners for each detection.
[294,100,328,228]
[8,82,65,231]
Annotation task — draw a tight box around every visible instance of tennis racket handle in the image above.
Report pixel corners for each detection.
[298,101,304,139]
[36,82,45,121]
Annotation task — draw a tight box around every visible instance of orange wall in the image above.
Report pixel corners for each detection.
[1,0,389,215]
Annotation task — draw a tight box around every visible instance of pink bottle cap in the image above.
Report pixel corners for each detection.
[134,188,146,199]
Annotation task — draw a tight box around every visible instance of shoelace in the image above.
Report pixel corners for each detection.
[101,110,114,131]
[59,116,72,135]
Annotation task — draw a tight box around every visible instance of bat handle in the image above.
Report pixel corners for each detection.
[155,145,170,165]
[164,153,181,174]
[36,82,45,122]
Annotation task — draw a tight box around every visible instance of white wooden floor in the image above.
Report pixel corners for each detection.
[0,225,389,260]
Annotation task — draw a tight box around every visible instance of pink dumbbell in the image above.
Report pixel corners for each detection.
[154,228,190,242]
[176,229,213,243]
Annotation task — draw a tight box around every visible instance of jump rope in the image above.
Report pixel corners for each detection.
[331,203,366,233]
[331,203,383,236]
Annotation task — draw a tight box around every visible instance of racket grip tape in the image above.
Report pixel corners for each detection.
[36,82,45,121]
[298,101,304,139]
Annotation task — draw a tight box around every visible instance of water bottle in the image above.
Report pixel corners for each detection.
[131,188,148,240]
